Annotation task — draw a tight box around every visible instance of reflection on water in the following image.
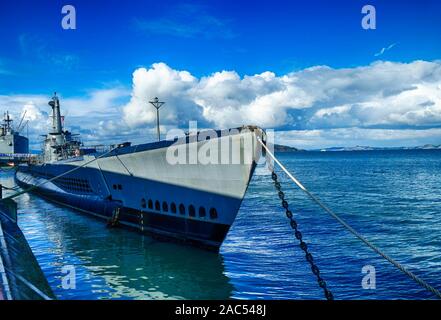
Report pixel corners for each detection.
[1,170,233,300]
[2,150,441,300]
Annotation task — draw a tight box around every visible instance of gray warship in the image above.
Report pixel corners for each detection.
[15,94,265,250]
[0,111,29,166]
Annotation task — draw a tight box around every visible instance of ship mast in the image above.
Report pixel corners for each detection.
[42,93,81,162]
[4,111,13,134]
[45,92,65,161]
[149,97,165,141]
[48,92,63,135]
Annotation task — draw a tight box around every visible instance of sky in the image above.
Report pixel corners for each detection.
[0,0,440,150]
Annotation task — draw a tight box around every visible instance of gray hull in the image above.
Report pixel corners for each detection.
[0,134,29,165]
[16,127,264,250]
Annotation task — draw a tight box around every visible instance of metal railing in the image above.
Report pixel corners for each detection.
[0,197,54,300]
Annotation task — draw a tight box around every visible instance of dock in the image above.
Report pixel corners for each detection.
[0,188,54,300]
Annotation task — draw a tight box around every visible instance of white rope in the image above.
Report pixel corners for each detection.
[0,222,12,300]
[258,137,441,299]
[0,147,119,300]
[4,267,52,300]
[1,147,117,202]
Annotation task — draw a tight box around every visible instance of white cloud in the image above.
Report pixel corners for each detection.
[123,63,198,127]
[121,60,441,131]
[1,60,441,149]
[0,88,130,150]
[277,128,441,149]
[62,87,130,116]
[309,82,441,128]
[374,43,397,57]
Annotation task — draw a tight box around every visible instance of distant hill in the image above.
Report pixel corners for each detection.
[312,144,441,152]
[264,143,441,153]
[315,145,376,152]
[412,144,441,150]
[273,144,301,152]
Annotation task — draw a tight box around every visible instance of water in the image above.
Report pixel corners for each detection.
[1,150,441,300]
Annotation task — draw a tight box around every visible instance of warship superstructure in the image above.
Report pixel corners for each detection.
[0,111,29,165]
[15,94,264,250]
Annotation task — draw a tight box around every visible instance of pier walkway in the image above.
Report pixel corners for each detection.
[0,197,54,300]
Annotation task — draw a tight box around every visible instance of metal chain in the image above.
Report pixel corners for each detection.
[260,137,441,299]
[270,170,334,300]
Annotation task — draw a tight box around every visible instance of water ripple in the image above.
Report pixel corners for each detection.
[2,149,440,299]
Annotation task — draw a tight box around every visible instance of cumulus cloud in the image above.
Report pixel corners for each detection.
[62,87,130,117]
[2,60,441,149]
[310,82,441,129]
[20,103,49,131]
[121,60,441,132]
[277,128,441,149]
[122,63,201,127]
[0,88,130,150]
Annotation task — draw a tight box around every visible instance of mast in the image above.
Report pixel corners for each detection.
[45,92,65,161]
[48,92,63,135]
[16,110,27,133]
[4,111,13,134]
[149,97,165,141]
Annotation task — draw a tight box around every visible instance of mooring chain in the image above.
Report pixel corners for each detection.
[270,170,334,300]
[259,136,441,300]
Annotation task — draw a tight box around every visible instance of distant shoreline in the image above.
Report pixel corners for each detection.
[274,144,441,152]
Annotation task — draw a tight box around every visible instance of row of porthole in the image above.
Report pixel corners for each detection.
[32,171,92,193]
[141,198,218,219]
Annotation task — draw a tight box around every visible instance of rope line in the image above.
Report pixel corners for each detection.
[1,185,20,191]
[0,148,117,202]
[4,267,52,300]
[0,148,119,299]
[0,222,13,300]
[258,137,441,299]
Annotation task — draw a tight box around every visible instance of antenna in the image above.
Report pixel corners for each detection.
[148,97,165,141]
[4,111,13,133]
[19,120,29,134]
[17,110,27,133]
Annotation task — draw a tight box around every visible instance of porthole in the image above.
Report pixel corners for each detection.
[179,204,185,215]
[148,199,153,209]
[155,200,161,211]
[171,202,177,213]
[118,184,122,190]
[209,208,218,219]
[162,201,168,212]
[113,184,117,190]
[189,205,196,217]
[141,198,146,209]
[199,207,206,217]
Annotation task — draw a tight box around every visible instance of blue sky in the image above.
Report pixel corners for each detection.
[0,0,440,149]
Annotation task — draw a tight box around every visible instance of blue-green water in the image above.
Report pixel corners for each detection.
[1,150,441,299]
